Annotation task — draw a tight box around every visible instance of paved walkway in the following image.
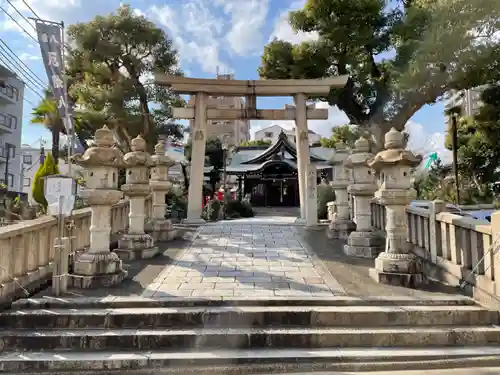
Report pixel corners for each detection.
[142,221,344,298]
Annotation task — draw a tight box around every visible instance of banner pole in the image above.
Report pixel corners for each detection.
[60,21,73,179]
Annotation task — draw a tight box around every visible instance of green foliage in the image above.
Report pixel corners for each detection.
[65,5,185,152]
[165,186,187,220]
[317,181,336,219]
[239,139,272,147]
[320,124,361,148]
[32,153,60,210]
[225,200,254,219]
[259,0,500,148]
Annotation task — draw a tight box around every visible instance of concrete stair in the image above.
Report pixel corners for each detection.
[0,296,499,373]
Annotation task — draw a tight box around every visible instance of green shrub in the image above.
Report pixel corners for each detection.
[202,199,221,221]
[226,199,254,218]
[317,181,335,220]
[32,153,60,210]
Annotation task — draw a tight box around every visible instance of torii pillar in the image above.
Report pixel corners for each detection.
[185,93,208,224]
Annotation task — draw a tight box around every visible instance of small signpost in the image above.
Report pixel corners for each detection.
[45,175,75,296]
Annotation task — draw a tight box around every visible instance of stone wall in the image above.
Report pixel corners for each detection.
[371,200,499,305]
[0,196,151,304]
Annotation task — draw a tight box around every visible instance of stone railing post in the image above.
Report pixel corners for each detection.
[343,137,382,258]
[115,135,159,260]
[327,142,355,239]
[70,125,127,288]
[146,140,176,241]
[429,200,447,263]
[490,211,500,295]
[368,128,423,287]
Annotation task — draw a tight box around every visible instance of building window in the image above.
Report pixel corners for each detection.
[7,144,15,158]
[7,173,13,187]
[264,132,273,138]
[23,178,31,187]
[8,115,17,129]
[23,154,32,164]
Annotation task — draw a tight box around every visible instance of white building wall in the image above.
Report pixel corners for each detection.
[0,66,24,193]
[255,124,321,145]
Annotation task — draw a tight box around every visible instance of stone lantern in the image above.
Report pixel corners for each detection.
[368,128,423,286]
[327,142,355,239]
[115,135,159,260]
[344,136,383,258]
[146,140,176,241]
[70,125,127,288]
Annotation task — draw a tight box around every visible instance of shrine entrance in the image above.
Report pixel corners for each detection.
[153,74,349,226]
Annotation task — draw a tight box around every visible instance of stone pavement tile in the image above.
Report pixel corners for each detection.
[142,222,344,298]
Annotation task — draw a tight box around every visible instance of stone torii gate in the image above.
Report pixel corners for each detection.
[154,75,348,224]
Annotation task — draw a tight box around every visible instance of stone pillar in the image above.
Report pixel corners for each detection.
[368,128,424,287]
[306,164,318,227]
[185,92,207,224]
[145,140,176,242]
[328,142,355,239]
[115,135,159,261]
[294,93,310,220]
[70,125,127,288]
[344,137,383,258]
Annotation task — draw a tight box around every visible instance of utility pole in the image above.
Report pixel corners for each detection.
[450,114,461,205]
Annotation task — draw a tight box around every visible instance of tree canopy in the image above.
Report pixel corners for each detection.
[320,124,361,148]
[259,0,500,149]
[239,139,272,147]
[65,5,184,152]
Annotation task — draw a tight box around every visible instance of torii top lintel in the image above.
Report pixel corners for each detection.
[153,74,349,97]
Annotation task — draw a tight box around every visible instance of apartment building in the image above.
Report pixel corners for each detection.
[20,144,83,202]
[445,86,488,117]
[187,74,250,146]
[255,124,321,146]
[0,64,24,193]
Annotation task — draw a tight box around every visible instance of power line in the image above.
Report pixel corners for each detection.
[5,0,36,32]
[0,4,38,44]
[0,39,46,89]
[20,0,40,19]
[0,52,43,100]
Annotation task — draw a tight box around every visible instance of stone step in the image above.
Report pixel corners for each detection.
[9,295,476,310]
[3,326,500,350]
[1,347,500,373]
[1,305,495,329]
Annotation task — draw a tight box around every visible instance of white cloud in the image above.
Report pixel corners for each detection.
[405,120,452,164]
[18,52,40,61]
[148,2,230,75]
[269,0,318,44]
[219,0,270,56]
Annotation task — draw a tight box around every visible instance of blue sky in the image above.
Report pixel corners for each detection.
[0,0,448,157]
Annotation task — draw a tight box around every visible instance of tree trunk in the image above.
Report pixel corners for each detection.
[51,127,60,163]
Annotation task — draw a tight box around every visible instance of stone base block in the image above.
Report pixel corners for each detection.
[70,252,127,289]
[327,219,355,240]
[343,244,381,259]
[343,231,384,259]
[73,252,123,276]
[145,219,175,242]
[369,268,424,288]
[115,233,160,261]
[68,269,127,289]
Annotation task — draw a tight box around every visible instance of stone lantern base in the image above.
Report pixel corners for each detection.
[343,231,384,259]
[69,252,127,289]
[327,217,355,240]
[114,233,159,261]
[145,218,177,242]
[369,252,424,288]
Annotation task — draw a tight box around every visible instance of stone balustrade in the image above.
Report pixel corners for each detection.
[0,196,151,303]
[371,199,500,305]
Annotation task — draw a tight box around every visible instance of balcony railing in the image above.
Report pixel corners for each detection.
[0,85,19,101]
[0,113,17,130]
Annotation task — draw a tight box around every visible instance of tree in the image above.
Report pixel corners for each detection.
[32,153,60,210]
[239,139,272,147]
[258,0,500,149]
[320,124,361,148]
[66,5,185,152]
[31,90,94,162]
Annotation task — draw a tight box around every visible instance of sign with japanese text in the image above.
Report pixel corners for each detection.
[35,21,73,135]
